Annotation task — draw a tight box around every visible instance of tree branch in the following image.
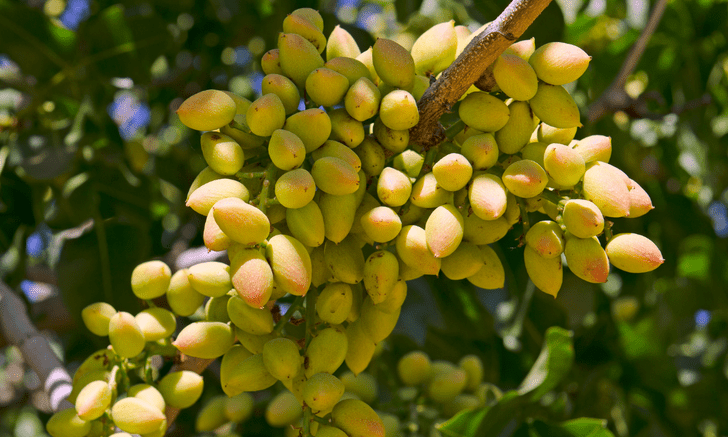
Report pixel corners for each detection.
[586,0,668,123]
[410,0,553,149]
[0,280,74,412]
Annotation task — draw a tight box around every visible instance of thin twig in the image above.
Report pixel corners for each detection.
[586,0,668,123]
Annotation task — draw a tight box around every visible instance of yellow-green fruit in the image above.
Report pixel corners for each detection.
[319,191,360,243]
[131,260,171,300]
[340,372,378,404]
[205,294,232,323]
[286,201,325,247]
[495,100,535,154]
[411,20,457,76]
[283,13,326,53]
[325,236,365,284]
[234,328,279,355]
[135,308,176,342]
[222,91,251,115]
[529,83,581,129]
[75,380,111,421]
[409,74,429,101]
[212,197,270,245]
[393,150,424,178]
[345,320,376,375]
[504,37,536,60]
[521,142,548,168]
[195,396,229,432]
[360,298,401,343]
[262,337,303,381]
[187,178,250,216]
[351,194,379,235]
[345,77,381,122]
[572,135,612,163]
[227,295,274,335]
[68,370,110,405]
[467,245,505,289]
[292,7,324,31]
[461,133,499,170]
[332,399,386,437]
[326,57,373,86]
[72,350,114,387]
[411,172,452,208]
[377,167,412,207]
[109,312,145,358]
[266,234,312,296]
[204,208,232,252]
[318,282,354,324]
[305,326,348,377]
[543,143,586,187]
[46,408,91,437]
[562,199,604,238]
[469,173,508,220]
[313,140,362,171]
[443,394,482,417]
[426,204,464,258]
[177,90,237,131]
[372,38,415,89]
[396,225,442,275]
[266,391,303,427]
[304,373,346,412]
[363,250,399,304]
[81,302,116,336]
[492,54,538,100]
[459,92,510,132]
[427,367,467,403]
[220,121,266,150]
[524,245,563,298]
[433,153,473,191]
[111,398,166,434]
[537,123,577,145]
[605,233,664,273]
[262,49,283,75]
[268,129,306,170]
[306,68,350,107]
[529,42,590,85]
[173,321,235,359]
[582,162,631,217]
[187,167,224,201]
[312,156,360,195]
[221,349,276,396]
[200,132,244,176]
[373,279,407,314]
[627,179,654,218]
[459,355,484,392]
[246,93,286,137]
[397,351,431,387]
[311,245,335,287]
[373,117,409,153]
[275,168,316,209]
[327,25,361,60]
[167,269,205,317]
[230,248,274,308]
[329,108,365,148]
[317,425,348,437]
[564,236,609,283]
[441,241,485,280]
[356,47,380,85]
[225,392,255,422]
[261,74,301,115]
[463,213,510,245]
[128,384,165,412]
[158,370,204,409]
[525,220,565,258]
[278,32,325,88]
[187,261,232,298]
[380,89,419,131]
[356,137,386,177]
[284,108,332,153]
[502,159,548,199]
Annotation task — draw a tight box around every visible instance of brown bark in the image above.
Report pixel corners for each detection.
[410,0,553,149]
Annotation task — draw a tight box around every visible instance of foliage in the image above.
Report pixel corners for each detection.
[1,0,727,436]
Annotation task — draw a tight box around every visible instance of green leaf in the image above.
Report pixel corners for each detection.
[437,404,491,437]
[517,326,575,400]
[560,418,614,437]
[439,390,525,437]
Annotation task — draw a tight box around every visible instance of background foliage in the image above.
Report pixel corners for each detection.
[1,0,727,436]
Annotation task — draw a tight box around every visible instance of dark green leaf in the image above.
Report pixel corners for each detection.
[517,326,575,400]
